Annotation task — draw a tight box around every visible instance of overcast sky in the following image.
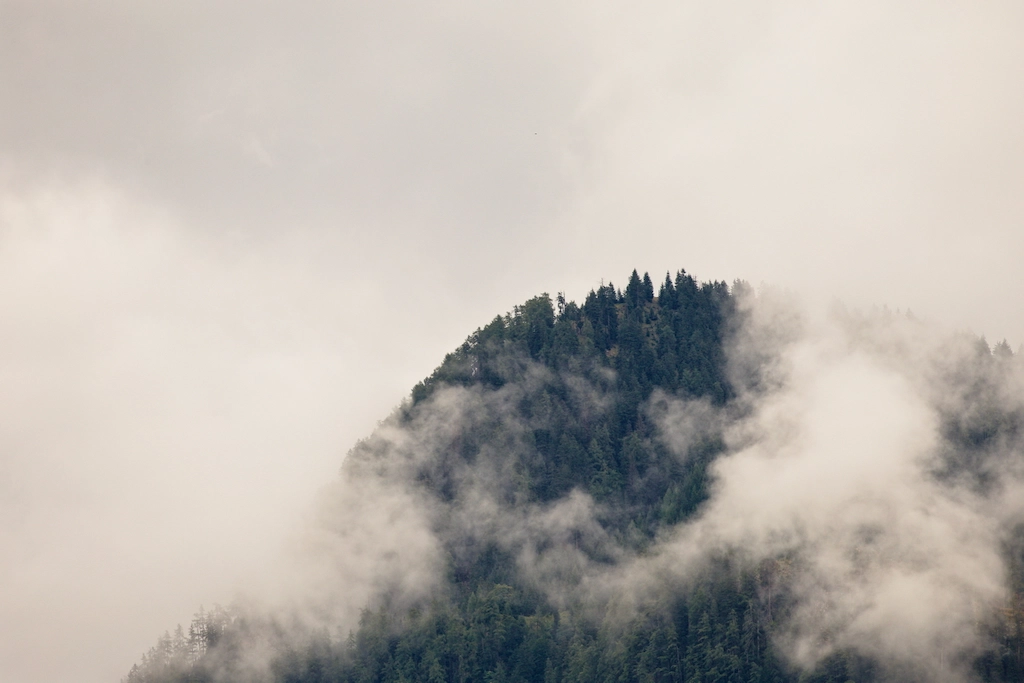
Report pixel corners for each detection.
[2,2,1024,682]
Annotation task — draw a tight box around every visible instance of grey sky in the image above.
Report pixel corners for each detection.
[1,2,1023,682]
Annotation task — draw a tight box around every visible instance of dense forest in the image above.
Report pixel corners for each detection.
[124,269,1024,683]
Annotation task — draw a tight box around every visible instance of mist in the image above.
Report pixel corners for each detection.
[3,2,1024,683]
[638,295,1024,681]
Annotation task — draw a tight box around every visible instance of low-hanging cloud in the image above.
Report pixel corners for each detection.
[295,368,624,618]
[634,293,1024,682]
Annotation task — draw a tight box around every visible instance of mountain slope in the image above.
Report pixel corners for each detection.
[125,269,1024,683]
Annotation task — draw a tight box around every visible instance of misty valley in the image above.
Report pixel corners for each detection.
[124,269,1024,683]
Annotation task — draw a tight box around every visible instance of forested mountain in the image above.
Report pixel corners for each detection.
[124,269,1024,683]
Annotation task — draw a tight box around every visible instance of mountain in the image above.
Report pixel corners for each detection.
[124,269,1024,683]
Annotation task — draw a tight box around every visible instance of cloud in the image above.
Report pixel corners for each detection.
[642,292,1024,681]
[0,178,396,683]
[306,368,623,615]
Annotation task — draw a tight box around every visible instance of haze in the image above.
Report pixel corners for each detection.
[2,2,1023,682]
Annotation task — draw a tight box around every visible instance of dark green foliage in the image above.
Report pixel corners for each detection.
[405,271,731,511]
[126,268,1024,683]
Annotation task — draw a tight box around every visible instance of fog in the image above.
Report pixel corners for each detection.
[635,297,1024,681]
[2,2,1024,682]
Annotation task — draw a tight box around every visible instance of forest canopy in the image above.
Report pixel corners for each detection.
[125,269,1024,683]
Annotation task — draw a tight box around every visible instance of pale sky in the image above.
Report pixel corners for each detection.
[1,2,1023,682]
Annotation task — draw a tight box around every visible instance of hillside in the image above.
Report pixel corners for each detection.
[124,269,1024,683]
